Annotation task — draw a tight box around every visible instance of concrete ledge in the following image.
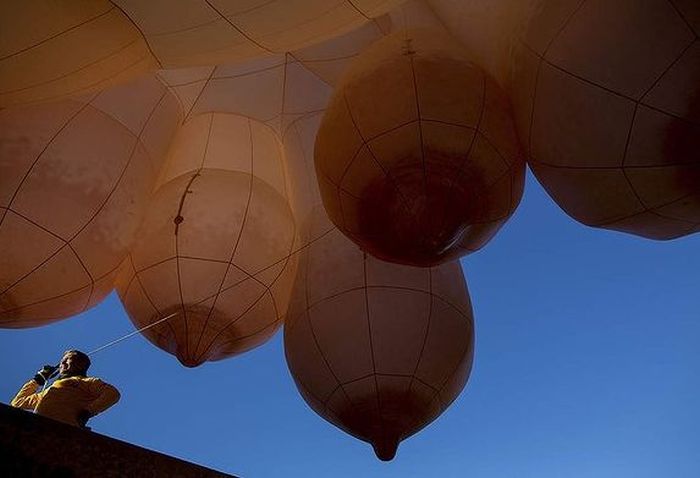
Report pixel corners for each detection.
[0,403,236,477]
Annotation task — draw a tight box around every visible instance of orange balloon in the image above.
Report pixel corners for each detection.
[0,76,180,327]
[108,0,402,67]
[117,114,297,366]
[1,1,401,107]
[285,209,474,460]
[315,28,525,267]
[425,0,540,87]
[0,0,156,107]
[512,0,700,239]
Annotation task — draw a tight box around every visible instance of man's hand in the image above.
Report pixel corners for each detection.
[77,410,93,428]
[33,365,58,386]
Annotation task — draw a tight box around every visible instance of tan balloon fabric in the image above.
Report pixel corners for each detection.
[315,28,525,267]
[292,17,390,86]
[512,0,700,239]
[113,0,403,67]
[426,0,540,87]
[0,0,157,108]
[283,113,329,226]
[156,53,334,136]
[154,17,390,131]
[152,13,397,230]
[285,207,474,461]
[154,113,289,195]
[0,76,181,328]
[116,114,298,366]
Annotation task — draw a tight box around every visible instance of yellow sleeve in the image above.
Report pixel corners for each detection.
[10,380,41,410]
[84,378,121,416]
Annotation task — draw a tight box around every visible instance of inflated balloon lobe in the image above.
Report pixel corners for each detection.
[511,0,700,239]
[0,76,180,327]
[0,0,156,108]
[284,210,474,460]
[117,114,297,366]
[315,28,524,267]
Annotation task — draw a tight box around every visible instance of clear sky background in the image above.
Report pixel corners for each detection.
[2,171,699,478]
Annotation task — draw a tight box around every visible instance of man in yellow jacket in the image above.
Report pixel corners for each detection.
[11,350,120,428]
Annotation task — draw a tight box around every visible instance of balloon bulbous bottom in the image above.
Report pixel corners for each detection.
[372,440,399,461]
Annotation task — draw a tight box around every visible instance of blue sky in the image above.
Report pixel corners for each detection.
[2,171,699,478]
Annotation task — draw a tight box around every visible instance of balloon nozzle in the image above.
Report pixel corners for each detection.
[372,439,399,461]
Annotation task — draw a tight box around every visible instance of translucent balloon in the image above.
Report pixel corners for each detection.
[116,114,297,366]
[426,0,540,86]
[285,208,474,461]
[1,1,401,107]
[292,18,389,86]
[113,0,403,67]
[0,0,156,107]
[315,28,525,266]
[511,0,700,239]
[0,76,181,327]
[156,52,333,136]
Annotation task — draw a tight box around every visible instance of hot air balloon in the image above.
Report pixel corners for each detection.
[285,208,474,461]
[116,113,297,366]
[0,75,180,327]
[511,0,700,239]
[314,27,525,267]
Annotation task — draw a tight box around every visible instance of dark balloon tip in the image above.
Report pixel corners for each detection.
[372,440,399,461]
[178,356,203,368]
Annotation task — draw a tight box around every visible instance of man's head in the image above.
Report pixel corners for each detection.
[59,350,91,377]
